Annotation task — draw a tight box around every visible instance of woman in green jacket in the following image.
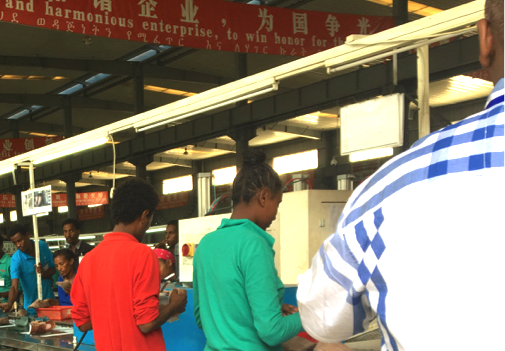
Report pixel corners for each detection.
[193,149,302,351]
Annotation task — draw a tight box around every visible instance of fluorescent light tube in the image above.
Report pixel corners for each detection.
[146,228,166,233]
[0,166,15,176]
[350,147,393,162]
[49,246,60,250]
[136,87,276,133]
[88,204,102,208]
[45,237,65,242]
[58,206,68,213]
[33,137,109,164]
[80,235,96,240]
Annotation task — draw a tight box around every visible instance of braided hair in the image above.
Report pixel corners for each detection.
[232,149,282,205]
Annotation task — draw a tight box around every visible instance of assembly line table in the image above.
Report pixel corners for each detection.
[0,315,96,351]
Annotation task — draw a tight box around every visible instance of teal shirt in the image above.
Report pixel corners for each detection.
[10,240,55,314]
[0,253,11,303]
[193,219,302,351]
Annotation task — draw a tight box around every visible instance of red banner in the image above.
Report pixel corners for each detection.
[0,194,16,208]
[51,193,67,208]
[52,191,109,207]
[0,137,64,161]
[0,191,109,208]
[0,0,393,57]
[157,192,189,210]
[78,205,105,221]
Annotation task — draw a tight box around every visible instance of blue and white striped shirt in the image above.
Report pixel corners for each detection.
[297,79,504,351]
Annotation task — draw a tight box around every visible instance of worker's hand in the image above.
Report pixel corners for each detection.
[155,240,168,249]
[168,288,187,316]
[1,302,12,313]
[281,303,299,316]
[34,263,45,275]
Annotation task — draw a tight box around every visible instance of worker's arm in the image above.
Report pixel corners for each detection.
[2,278,19,312]
[138,289,187,334]
[243,236,302,347]
[297,231,374,343]
[70,268,92,330]
[35,263,56,279]
[78,321,93,333]
[134,247,188,334]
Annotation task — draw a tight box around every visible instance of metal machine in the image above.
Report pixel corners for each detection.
[178,189,353,284]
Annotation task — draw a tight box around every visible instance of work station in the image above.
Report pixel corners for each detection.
[0,0,501,350]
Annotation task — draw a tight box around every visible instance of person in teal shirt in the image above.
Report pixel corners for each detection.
[193,149,302,351]
[3,224,55,314]
[0,236,11,304]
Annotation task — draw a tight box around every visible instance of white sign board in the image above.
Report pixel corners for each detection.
[340,93,404,155]
[21,185,52,217]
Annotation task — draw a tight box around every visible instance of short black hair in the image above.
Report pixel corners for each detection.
[232,149,282,205]
[62,218,81,231]
[486,0,504,44]
[111,178,159,225]
[53,249,75,262]
[8,224,29,239]
[61,218,81,230]
[167,220,178,230]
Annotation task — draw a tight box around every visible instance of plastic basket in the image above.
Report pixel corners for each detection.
[36,306,72,320]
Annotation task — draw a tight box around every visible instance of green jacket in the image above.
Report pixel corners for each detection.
[0,253,11,303]
[193,218,302,351]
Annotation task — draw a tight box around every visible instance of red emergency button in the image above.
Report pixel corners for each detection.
[182,243,195,257]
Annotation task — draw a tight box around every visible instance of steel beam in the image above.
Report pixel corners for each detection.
[152,156,193,168]
[0,94,133,111]
[0,56,229,85]
[0,119,87,135]
[0,36,481,191]
[267,124,322,139]
[393,0,409,26]
[194,142,236,151]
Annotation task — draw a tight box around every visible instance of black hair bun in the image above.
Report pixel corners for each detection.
[242,149,266,166]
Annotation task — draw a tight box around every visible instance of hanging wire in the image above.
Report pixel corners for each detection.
[109,134,116,199]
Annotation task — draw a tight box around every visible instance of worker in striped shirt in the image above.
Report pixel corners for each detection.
[297,1,504,350]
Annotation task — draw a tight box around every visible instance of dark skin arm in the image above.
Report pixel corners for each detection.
[282,304,299,317]
[78,321,93,333]
[2,278,19,312]
[35,263,56,280]
[154,240,168,249]
[0,291,8,298]
[138,289,187,334]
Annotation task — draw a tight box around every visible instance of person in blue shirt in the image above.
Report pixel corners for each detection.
[2,224,55,314]
[51,249,75,306]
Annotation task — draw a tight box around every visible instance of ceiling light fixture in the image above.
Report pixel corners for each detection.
[33,137,109,164]
[0,166,15,176]
[135,83,278,133]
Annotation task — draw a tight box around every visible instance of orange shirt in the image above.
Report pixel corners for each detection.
[71,232,165,350]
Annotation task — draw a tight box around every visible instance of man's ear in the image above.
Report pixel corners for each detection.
[478,19,494,69]
[140,209,151,224]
